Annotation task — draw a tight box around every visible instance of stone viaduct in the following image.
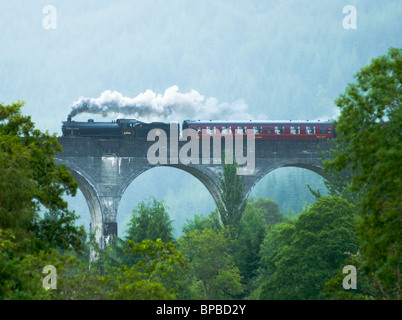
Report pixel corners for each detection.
[55,136,330,257]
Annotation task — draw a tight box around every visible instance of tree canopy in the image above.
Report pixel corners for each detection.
[0,102,86,298]
[259,196,359,300]
[126,197,174,244]
[325,47,401,297]
[0,102,83,251]
[179,228,242,299]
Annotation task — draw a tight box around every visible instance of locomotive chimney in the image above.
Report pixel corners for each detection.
[67,116,72,122]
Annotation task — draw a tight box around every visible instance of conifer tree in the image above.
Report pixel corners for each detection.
[217,154,246,237]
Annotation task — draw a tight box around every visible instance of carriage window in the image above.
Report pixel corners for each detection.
[306,126,316,134]
[196,126,202,134]
[320,126,326,134]
[206,126,215,134]
[222,126,232,134]
[290,126,300,134]
[266,127,271,134]
[237,126,246,134]
[328,127,333,134]
[275,126,284,134]
[253,126,262,134]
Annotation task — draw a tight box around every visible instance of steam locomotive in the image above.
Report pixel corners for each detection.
[62,117,335,139]
[62,116,172,138]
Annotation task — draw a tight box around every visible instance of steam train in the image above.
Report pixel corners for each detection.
[62,117,335,139]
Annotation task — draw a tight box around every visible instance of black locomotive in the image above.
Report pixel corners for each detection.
[62,117,173,138]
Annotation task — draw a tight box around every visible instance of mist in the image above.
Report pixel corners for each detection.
[1,1,401,134]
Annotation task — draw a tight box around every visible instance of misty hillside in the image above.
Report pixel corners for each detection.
[1,1,400,132]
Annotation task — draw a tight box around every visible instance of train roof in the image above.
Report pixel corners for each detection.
[63,118,143,123]
[116,118,144,124]
[183,119,333,125]
[62,120,119,127]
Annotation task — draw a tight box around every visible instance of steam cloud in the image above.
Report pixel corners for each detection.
[68,86,252,122]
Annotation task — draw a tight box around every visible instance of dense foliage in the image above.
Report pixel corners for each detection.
[0,102,83,250]
[325,47,401,299]
[259,196,359,300]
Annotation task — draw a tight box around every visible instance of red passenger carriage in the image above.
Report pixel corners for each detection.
[182,120,335,139]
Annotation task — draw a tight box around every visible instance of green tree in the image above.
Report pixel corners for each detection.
[247,197,284,227]
[233,204,267,296]
[31,210,86,253]
[181,211,220,234]
[259,196,359,300]
[0,227,88,300]
[233,198,284,297]
[179,228,242,299]
[308,140,361,205]
[0,102,87,299]
[126,197,174,244]
[217,155,246,237]
[323,251,379,300]
[325,47,402,299]
[102,239,186,300]
[21,237,185,300]
[92,197,175,271]
[0,102,82,251]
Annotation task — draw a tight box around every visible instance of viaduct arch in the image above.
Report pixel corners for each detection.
[55,137,330,256]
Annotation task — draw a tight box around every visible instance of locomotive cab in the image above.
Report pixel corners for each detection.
[116,119,143,136]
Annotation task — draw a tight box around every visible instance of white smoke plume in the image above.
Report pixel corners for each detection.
[68,85,252,122]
